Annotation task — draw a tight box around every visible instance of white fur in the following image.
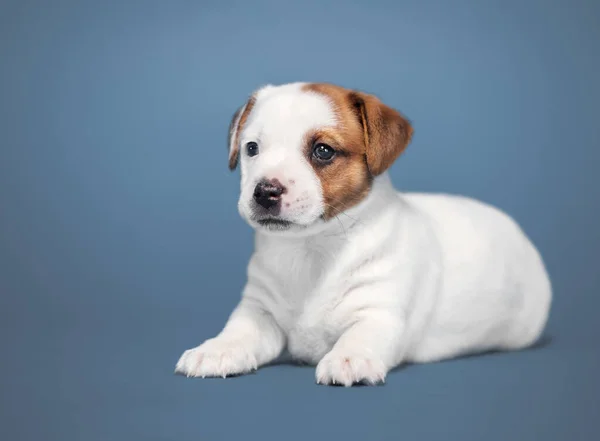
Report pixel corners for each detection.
[176,84,552,386]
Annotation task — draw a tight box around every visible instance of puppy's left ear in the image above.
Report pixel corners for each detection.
[227,94,256,170]
[349,91,413,176]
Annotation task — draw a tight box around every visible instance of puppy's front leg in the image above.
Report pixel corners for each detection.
[316,307,406,387]
[175,297,284,378]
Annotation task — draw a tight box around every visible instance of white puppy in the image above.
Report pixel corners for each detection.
[175,82,552,386]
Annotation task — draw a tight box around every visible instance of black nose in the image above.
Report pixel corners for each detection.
[253,179,286,210]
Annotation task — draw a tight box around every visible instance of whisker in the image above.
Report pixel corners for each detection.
[323,200,366,227]
[334,213,348,239]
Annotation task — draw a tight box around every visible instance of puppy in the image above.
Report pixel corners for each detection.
[175,82,552,386]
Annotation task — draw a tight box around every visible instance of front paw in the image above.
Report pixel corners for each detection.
[175,338,258,378]
[315,350,387,387]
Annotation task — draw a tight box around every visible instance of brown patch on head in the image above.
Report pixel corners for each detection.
[302,124,372,221]
[228,94,256,170]
[302,83,413,220]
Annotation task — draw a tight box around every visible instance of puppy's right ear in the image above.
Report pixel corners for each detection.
[227,94,256,170]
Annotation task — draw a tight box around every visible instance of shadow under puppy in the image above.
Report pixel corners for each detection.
[175,82,552,387]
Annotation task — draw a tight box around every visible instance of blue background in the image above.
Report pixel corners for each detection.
[1,0,599,440]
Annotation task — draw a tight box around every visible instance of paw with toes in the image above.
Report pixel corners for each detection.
[175,339,257,378]
[315,351,387,387]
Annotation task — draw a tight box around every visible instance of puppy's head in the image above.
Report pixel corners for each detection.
[228,83,413,235]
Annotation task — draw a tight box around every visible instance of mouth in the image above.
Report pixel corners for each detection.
[255,217,293,230]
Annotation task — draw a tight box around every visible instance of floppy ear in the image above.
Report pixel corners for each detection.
[349,91,413,176]
[227,94,256,170]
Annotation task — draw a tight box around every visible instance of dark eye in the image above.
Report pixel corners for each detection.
[246,142,259,157]
[312,143,335,162]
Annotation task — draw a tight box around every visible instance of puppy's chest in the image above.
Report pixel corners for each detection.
[260,245,344,362]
